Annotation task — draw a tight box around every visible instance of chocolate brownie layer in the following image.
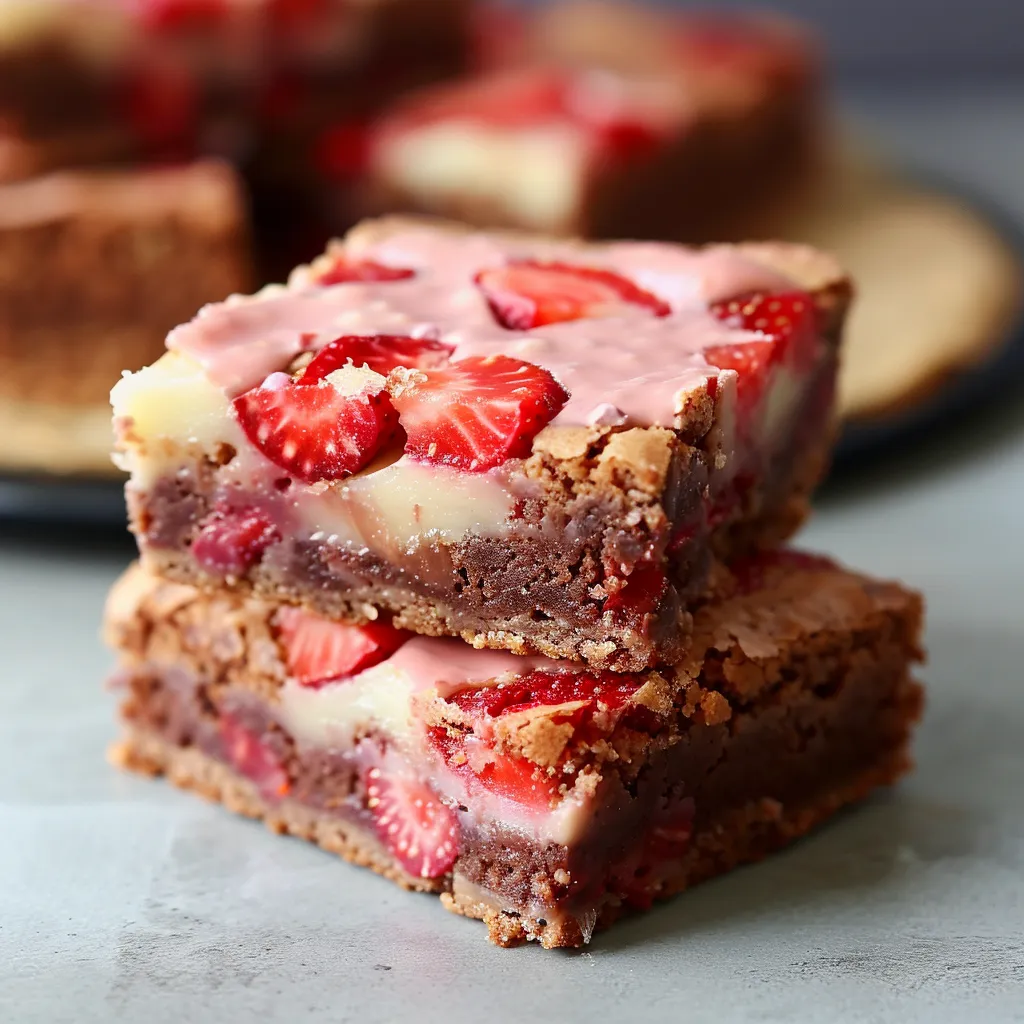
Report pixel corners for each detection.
[364,3,820,244]
[105,557,924,947]
[0,162,253,405]
[135,416,834,671]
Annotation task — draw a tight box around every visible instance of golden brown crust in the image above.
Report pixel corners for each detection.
[112,722,918,949]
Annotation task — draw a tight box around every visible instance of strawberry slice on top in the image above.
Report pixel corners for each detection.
[476,261,670,329]
[388,354,568,471]
[233,363,397,483]
[276,607,409,688]
[302,335,454,380]
[364,766,459,879]
[703,290,818,407]
[311,257,415,287]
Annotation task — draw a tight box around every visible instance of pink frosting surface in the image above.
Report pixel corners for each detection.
[168,225,798,427]
[385,636,579,693]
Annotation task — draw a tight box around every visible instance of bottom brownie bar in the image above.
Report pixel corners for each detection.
[104,555,923,948]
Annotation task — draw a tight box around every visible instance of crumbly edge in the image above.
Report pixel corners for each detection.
[110,720,917,949]
[106,558,924,782]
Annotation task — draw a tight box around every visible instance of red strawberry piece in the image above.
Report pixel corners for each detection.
[706,290,818,386]
[192,505,279,576]
[603,561,668,620]
[428,728,561,811]
[449,670,644,720]
[364,767,458,878]
[233,364,397,483]
[219,715,290,802]
[701,337,775,409]
[476,261,670,329]
[468,747,561,810]
[388,354,568,471]
[311,257,415,287]
[302,335,453,381]
[136,0,226,31]
[594,119,663,162]
[276,607,409,688]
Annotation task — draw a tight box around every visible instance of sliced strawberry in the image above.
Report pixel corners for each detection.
[704,290,818,415]
[429,728,561,811]
[700,338,775,408]
[388,354,568,471]
[276,607,409,688]
[476,261,670,329]
[233,365,397,483]
[364,767,458,878]
[219,715,290,802]
[302,335,453,381]
[192,505,279,576]
[602,561,668,621]
[311,257,415,287]
[449,670,644,720]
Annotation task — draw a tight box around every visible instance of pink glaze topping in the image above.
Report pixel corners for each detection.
[385,636,578,693]
[169,225,798,427]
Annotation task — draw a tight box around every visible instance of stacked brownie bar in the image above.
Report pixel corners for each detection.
[105,217,924,947]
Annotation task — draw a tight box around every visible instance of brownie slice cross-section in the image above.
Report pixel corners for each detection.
[105,552,923,948]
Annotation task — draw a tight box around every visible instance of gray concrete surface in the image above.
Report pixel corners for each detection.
[1,91,1023,1022]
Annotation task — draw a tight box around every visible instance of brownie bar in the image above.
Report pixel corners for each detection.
[363,3,820,242]
[113,217,849,670]
[0,162,253,406]
[105,555,924,947]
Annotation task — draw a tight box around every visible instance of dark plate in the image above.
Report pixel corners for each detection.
[2,180,1023,527]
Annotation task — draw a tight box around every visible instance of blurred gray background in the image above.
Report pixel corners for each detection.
[528,0,1024,79]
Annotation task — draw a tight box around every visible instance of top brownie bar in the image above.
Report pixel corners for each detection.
[112,216,850,670]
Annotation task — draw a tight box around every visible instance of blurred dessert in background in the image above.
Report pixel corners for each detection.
[0,0,473,410]
[0,161,251,406]
[362,1,820,241]
[0,0,473,179]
